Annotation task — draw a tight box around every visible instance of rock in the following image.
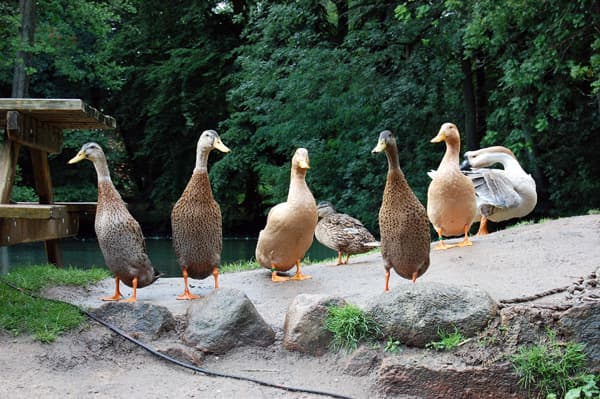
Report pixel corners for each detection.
[283,294,346,356]
[558,302,600,372]
[500,305,556,348]
[376,353,524,398]
[182,287,275,354]
[342,346,382,376]
[365,282,497,347]
[91,302,176,340]
[154,341,204,366]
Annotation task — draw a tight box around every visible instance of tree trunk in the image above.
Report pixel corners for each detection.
[333,0,348,42]
[461,57,476,152]
[12,0,36,98]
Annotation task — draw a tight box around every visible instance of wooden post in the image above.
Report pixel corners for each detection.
[0,135,20,204]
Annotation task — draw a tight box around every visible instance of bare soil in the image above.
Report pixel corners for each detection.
[1,214,599,399]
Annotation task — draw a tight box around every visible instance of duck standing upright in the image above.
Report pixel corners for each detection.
[171,130,230,300]
[314,201,379,265]
[460,146,537,235]
[372,130,430,290]
[68,143,160,302]
[427,123,477,250]
[255,148,317,282]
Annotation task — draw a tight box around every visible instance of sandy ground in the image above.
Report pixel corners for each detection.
[1,214,599,399]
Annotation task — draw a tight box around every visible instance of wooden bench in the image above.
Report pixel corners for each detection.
[0,99,116,266]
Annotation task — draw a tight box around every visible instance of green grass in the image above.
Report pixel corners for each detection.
[511,329,591,398]
[426,326,466,351]
[0,265,109,343]
[325,304,382,352]
[384,336,402,353]
[220,259,261,273]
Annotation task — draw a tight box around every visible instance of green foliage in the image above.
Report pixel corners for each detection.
[511,329,589,398]
[426,326,466,351]
[0,265,109,342]
[384,336,402,353]
[325,304,382,352]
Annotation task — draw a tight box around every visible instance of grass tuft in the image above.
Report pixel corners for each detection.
[426,326,465,351]
[511,329,590,398]
[325,304,382,352]
[0,265,109,343]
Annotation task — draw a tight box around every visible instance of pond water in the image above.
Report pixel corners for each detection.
[0,237,337,276]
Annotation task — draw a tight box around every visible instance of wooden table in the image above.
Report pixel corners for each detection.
[0,98,116,266]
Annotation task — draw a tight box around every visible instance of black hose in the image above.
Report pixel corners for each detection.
[0,277,354,399]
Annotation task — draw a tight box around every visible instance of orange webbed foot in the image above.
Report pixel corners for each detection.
[177,292,201,300]
[101,294,122,301]
[271,271,290,282]
[290,272,312,281]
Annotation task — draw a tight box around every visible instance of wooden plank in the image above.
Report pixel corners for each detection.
[0,98,117,130]
[30,147,54,202]
[16,201,97,215]
[7,111,63,153]
[0,204,68,219]
[0,213,79,246]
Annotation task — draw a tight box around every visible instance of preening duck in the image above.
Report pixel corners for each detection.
[460,145,537,235]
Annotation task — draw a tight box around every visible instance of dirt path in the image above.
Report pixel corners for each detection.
[1,215,599,398]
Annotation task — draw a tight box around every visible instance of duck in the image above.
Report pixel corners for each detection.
[171,130,230,300]
[460,145,537,235]
[68,142,160,302]
[372,130,431,290]
[314,201,379,265]
[255,148,318,282]
[427,122,477,250]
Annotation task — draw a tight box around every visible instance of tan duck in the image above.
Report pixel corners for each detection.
[372,130,431,290]
[314,201,379,265]
[460,146,537,235]
[427,123,477,250]
[171,130,230,300]
[255,148,317,282]
[68,143,160,302]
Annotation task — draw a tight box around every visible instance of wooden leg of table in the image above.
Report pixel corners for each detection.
[30,148,64,267]
[0,139,20,204]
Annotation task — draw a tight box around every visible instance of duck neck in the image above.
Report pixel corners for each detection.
[439,137,461,170]
[194,147,210,173]
[92,157,113,184]
[385,141,401,172]
[288,167,309,202]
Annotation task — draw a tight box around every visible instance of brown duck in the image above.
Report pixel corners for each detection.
[372,130,430,290]
[171,130,230,300]
[427,122,477,249]
[255,148,317,282]
[314,201,379,265]
[68,143,160,302]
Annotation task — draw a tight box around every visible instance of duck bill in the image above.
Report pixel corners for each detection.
[68,151,86,164]
[213,138,231,153]
[298,159,310,169]
[460,159,471,171]
[430,131,446,143]
[372,139,386,153]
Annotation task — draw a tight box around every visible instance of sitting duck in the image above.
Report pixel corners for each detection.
[171,130,230,300]
[314,201,379,265]
[372,130,431,290]
[460,145,537,235]
[427,123,478,250]
[68,143,160,302]
[255,148,318,282]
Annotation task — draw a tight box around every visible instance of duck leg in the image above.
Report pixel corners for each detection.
[476,216,489,236]
[290,260,312,280]
[120,277,138,303]
[384,269,391,292]
[412,271,418,283]
[271,265,290,282]
[102,276,123,301]
[433,227,455,250]
[212,267,219,289]
[456,224,474,247]
[336,251,343,265]
[177,267,200,300]
[343,254,350,264]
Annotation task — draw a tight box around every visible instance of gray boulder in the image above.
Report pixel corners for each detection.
[283,294,346,355]
[366,282,497,347]
[91,302,176,340]
[182,287,275,354]
[559,302,600,372]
